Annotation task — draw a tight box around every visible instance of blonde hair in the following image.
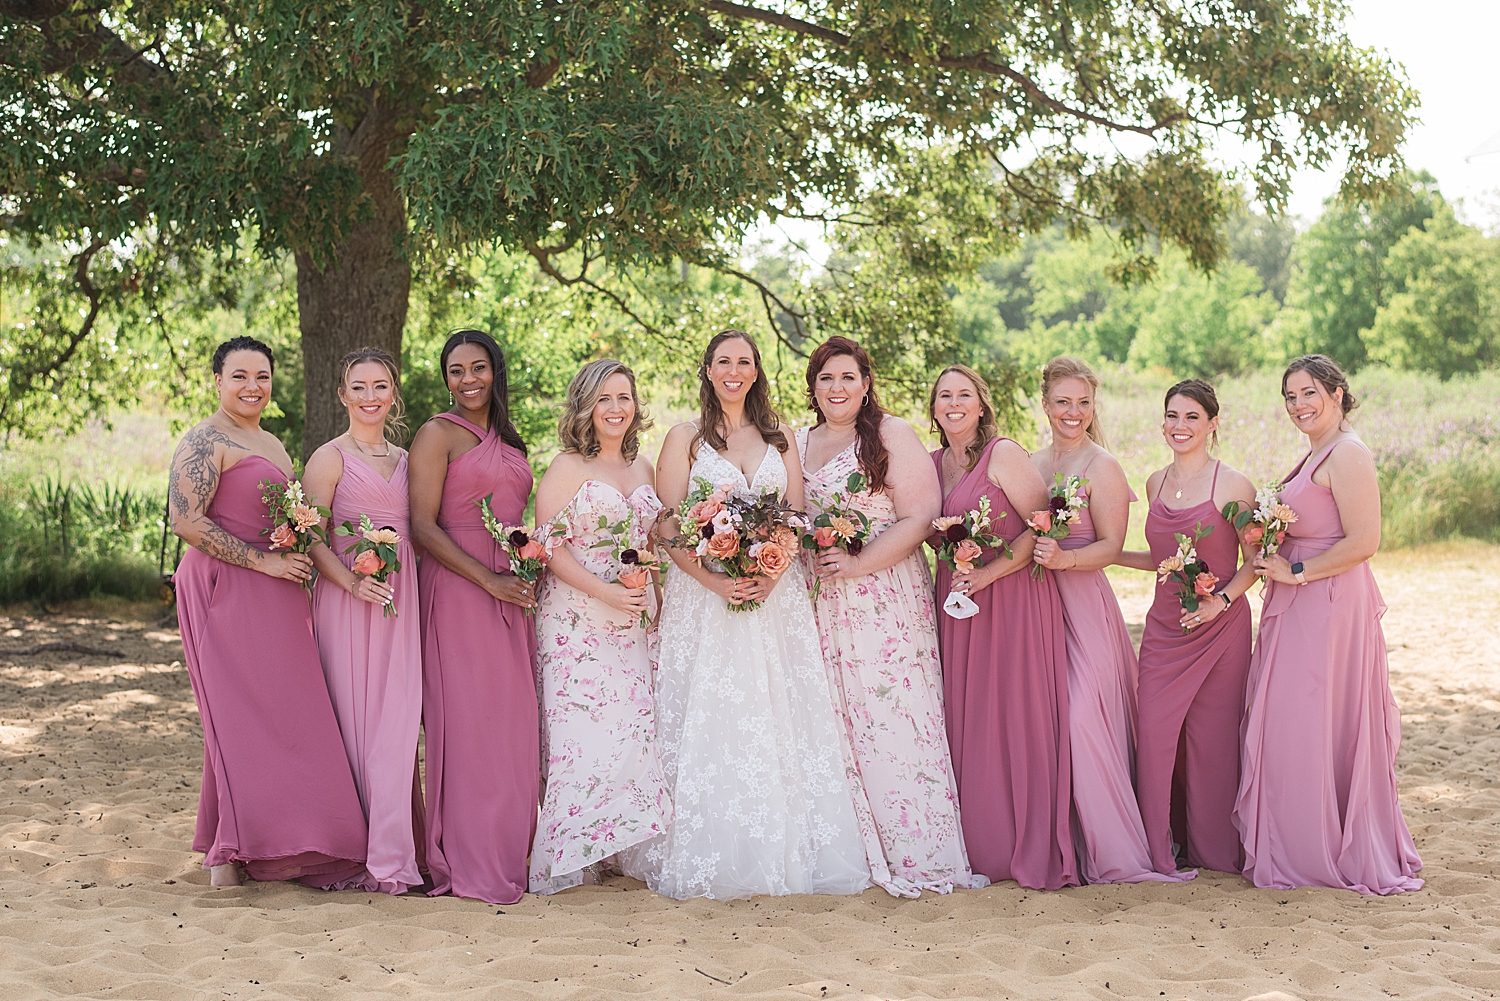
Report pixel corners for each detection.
[558,359,653,462]
[928,364,998,471]
[1041,356,1106,448]
[337,347,406,443]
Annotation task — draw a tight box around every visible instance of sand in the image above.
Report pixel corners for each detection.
[3,544,1499,1000]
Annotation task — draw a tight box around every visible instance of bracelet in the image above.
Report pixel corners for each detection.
[1218,591,1231,610]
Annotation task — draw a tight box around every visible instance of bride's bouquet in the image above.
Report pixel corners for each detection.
[672,477,805,612]
[1157,522,1217,632]
[478,494,562,615]
[589,511,667,628]
[1222,481,1298,559]
[799,470,872,599]
[260,475,329,592]
[1025,473,1089,580]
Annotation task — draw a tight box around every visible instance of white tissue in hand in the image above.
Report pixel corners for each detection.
[943,591,979,619]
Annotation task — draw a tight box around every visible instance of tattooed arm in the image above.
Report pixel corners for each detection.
[168,425,310,581]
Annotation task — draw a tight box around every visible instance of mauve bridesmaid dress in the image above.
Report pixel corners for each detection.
[1054,469,1190,883]
[931,438,1077,890]
[417,412,539,904]
[173,454,368,886]
[311,443,423,894]
[1138,459,1251,875]
[1233,439,1423,894]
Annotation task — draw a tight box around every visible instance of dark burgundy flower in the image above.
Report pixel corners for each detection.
[621,549,640,564]
[701,524,714,540]
[847,538,865,556]
[507,529,529,548]
[945,524,969,543]
[1049,494,1069,514]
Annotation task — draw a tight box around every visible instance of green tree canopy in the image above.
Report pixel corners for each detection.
[2,1,1416,454]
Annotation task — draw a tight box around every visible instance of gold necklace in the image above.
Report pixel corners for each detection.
[349,433,391,458]
[1168,459,1210,500]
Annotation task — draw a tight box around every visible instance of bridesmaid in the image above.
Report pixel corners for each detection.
[1234,355,1423,893]
[408,328,539,905]
[1030,358,1190,884]
[928,364,1077,891]
[1116,379,1256,876]
[169,336,367,888]
[801,337,986,896]
[529,360,672,893]
[304,347,423,894]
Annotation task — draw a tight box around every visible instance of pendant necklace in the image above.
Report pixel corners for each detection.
[350,433,391,458]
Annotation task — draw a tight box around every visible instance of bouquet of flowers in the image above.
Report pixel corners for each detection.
[799,470,873,599]
[259,476,329,592]
[588,511,667,628]
[1221,482,1298,559]
[333,513,402,617]
[478,494,562,615]
[932,495,1011,574]
[1157,522,1218,632]
[672,477,804,612]
[1025,473,1090,580]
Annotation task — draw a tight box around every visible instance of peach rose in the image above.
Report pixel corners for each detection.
[1193,571,1219,597]
[268,523,296,550]
[1028,509,1053,534]
[352,548,385,577]
[687,497,724,526]
[1240,523,1265,546]
[954,538,982,574]
[706,531,740,561]
[291,505,321,530]
[518,539,544,562]
[619,567,651,589]
[813,525,839,549]
[755,541,791,577]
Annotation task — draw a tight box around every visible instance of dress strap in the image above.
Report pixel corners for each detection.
[1209,458,1221,492]
[430,411,489,439]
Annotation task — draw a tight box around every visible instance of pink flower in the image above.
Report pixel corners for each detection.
[1193,571,1219,597]
[755,541,791,577]
[268,523,296,550]
[618,567,651,589]
[688,497,724,526]
[706,531,740,560]
[1028,509,1053,534]
[1241,523,1265,546]
[954,538,982,574]
[518,539,544,562]
[352,548,385,577]
[813,525,839,549]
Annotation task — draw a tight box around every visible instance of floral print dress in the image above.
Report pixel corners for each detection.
[529,479,672,894]
[799,425,987,894]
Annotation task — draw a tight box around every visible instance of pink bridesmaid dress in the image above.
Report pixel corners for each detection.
[417,412,539,904]
[931,438,1077,890]
[311,443,423,894]
[1055,470,1191,883]
[1138,460,1252,875]
[173,455,368,886]
[1233,440,1423,894]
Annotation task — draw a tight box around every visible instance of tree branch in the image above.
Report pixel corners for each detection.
[691,256,811,358]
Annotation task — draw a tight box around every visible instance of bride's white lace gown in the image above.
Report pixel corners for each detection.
[620,441,882,900]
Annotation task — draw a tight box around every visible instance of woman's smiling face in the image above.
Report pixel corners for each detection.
[592,371,636,445]
[707,336,758,405]
[1283,368,1343,438]
[813,354,867,425]
[933,370,982,440]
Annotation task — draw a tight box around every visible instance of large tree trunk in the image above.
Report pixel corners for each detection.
[295,98,410,460]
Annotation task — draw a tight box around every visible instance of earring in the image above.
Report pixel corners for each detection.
[448,391,454,406]
[862,393,869,407]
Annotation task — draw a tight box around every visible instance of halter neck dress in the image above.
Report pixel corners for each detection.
[1138,459,1252,875]
[173,453,367,886]
[310,442,423,894]
[930,437,1077,890]
[1233,438,1423,894]
[416,411,539,904]
[1053,459,1190,883]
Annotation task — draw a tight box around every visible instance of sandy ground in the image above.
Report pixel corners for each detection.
[2,544,1499,1001]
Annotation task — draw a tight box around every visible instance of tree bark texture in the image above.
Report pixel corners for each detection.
[296,98,411,460]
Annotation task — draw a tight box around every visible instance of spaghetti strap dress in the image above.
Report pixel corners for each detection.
[1233,439,1423,894]
[1138,459,1252,875]
[173,454,368,886]
[310,442,423,894]
[417,412,539,905]
[931,438,1077,890]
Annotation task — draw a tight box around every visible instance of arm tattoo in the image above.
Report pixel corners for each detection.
[169,427,259,569]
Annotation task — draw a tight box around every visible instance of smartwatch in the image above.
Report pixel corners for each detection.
[1291,561,1308,585]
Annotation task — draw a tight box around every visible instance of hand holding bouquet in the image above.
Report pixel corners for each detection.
[479,494,561,615]
[334,513,403,616]
[1025,473,1090,580]
[589,511,667,628]
[1222,481,1298,558]
[671,477,804,612]
[260,476,329,591]
[799,470,873,599]
[1157,522,1218,633]
[932,495,1012,575]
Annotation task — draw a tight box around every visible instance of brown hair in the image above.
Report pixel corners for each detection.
[693,329,788,455]
[928,364,998,471]
[1282,354,1359,415]
[1041,356,1107,447]
[1163,378,1220,449]
[805,336,889,493]
[558,359,653,462]
[337,347,406,443]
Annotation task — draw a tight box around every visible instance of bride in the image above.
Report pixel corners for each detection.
[621,329,889,900]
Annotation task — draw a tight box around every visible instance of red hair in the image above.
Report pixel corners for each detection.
[805,336,889,493]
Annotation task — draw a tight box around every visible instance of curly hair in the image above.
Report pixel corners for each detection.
[558,359,653,462]
[805,336,889,493]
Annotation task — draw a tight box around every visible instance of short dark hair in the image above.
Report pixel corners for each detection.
[212,336,275,375]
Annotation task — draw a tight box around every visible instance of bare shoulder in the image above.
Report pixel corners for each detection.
[1327,436,1376,471]
[1215,461,1257,498]
[990,437,1032,465]
[410,415,463,454]
[1086,447,1129,486]
[659,421,699,458]
[304,440,345,475]
[174,418,246,459]
[1144,467,1167,501]
[630,453,658,486]
[878,414,922,448]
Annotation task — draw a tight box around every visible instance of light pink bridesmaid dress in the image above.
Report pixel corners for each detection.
[311,442,423,894]
[1233,438,1423,894]
[1053,467,1192,883]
